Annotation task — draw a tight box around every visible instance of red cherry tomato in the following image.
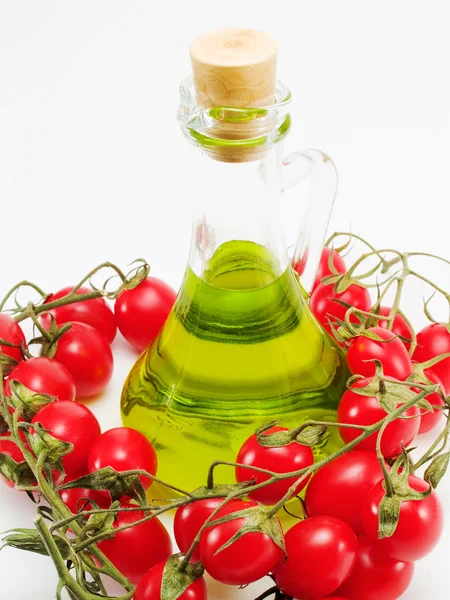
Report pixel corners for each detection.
[52,322,113,398]
[0,313,26,364]
[235,426,314,505]
[310,283,371,338]
[305,450,384,534]
[98,503,172,585]
[114,277,176,353]
[273,516,357,599]
[41,286,116,345]
[5,357,76,402]
[174,497,232,563]
[88,427,157,492]
[199,500,284,585]
[335,536,414,600]
[312,247,347,292]
[413,323,450,394]
[31,401,101,475]
[363,475,444,562]
[59,470,110,514]
[134,559,207,600]
[346,326,413,380]
[337,378,420,458]
[413,372,446,434]
[378,306,413,350]
[0,438,25,488]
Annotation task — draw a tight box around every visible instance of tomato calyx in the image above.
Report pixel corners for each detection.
[161,553,204,600]
[79,500,120,543]
[2,527,72,559]
[116,260,151,295]
[424,452,450,489]
[36,315,73,360]
[58,466,148,506]
[376,451,433,539]
[319,263,369,293]
[0,345,20,376]
[0,452,36,488]
[7,380,56,422]
[255,420,327,448]
[29,422,73,473]
[194,482,251,497]
[349,363,438,414]
[205,504,286,557]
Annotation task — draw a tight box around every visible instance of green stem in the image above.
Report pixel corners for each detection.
[26,302,53,341]
[179,491,244,570]
[265,385,430,518]
[376,418,395,496]
[0,379,134,595]
[414,413,450,470]
[73,501,188,554]
[0,281,47,312]
[409,270,450,301]
[13,261,148,324]
[15,291,108,324]
[406,252,450,267]
[292,419,371,433]
[35,516,133,600]
[207,460,279,490]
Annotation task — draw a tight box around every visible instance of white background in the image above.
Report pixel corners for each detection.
[1,1,450,598]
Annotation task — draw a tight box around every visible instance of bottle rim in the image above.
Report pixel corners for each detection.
[177,77,292,155]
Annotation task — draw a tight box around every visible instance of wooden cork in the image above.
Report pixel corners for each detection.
[190,28,278,108]
[189,29,279,161]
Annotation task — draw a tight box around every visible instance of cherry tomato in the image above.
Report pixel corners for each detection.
[41,286,116,345]
[414,372,446,434]
[98,502,172,585]
[335,536,414,600]
[305,450,384,534]
[134,559,207,600]
[5,357,76,402]
[235,426,314,505]
[310,283,371,338]
[88,427,157,492]
[52,322,113,398]
[31,401,101,475]
[363,475,444,562]
[0,437,25,488]
[0,313,26,364]
[378,306,413,350]
[174,497,233,563]
[273,516,357,599]
[312,247,347,292]
[337,378,420,458]
[59,470,110,514]
[413,323,450,394]
[346,326,413,380]
[199,500,284,585]
[114,277,176,352]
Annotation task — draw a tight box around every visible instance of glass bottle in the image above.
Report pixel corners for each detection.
[121,30,348,492]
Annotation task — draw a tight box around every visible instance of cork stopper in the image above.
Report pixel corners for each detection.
[190,28,278,109]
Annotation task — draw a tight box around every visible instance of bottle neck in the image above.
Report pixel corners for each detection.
[188,143,289,283]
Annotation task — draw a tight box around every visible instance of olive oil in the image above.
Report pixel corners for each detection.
[121,241,347,492]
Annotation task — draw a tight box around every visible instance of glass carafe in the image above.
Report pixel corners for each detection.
[121,78,348,492]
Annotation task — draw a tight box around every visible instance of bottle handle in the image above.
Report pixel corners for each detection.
[282,149,339,293]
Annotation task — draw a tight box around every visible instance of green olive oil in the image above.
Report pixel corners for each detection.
[121,241,347,492]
